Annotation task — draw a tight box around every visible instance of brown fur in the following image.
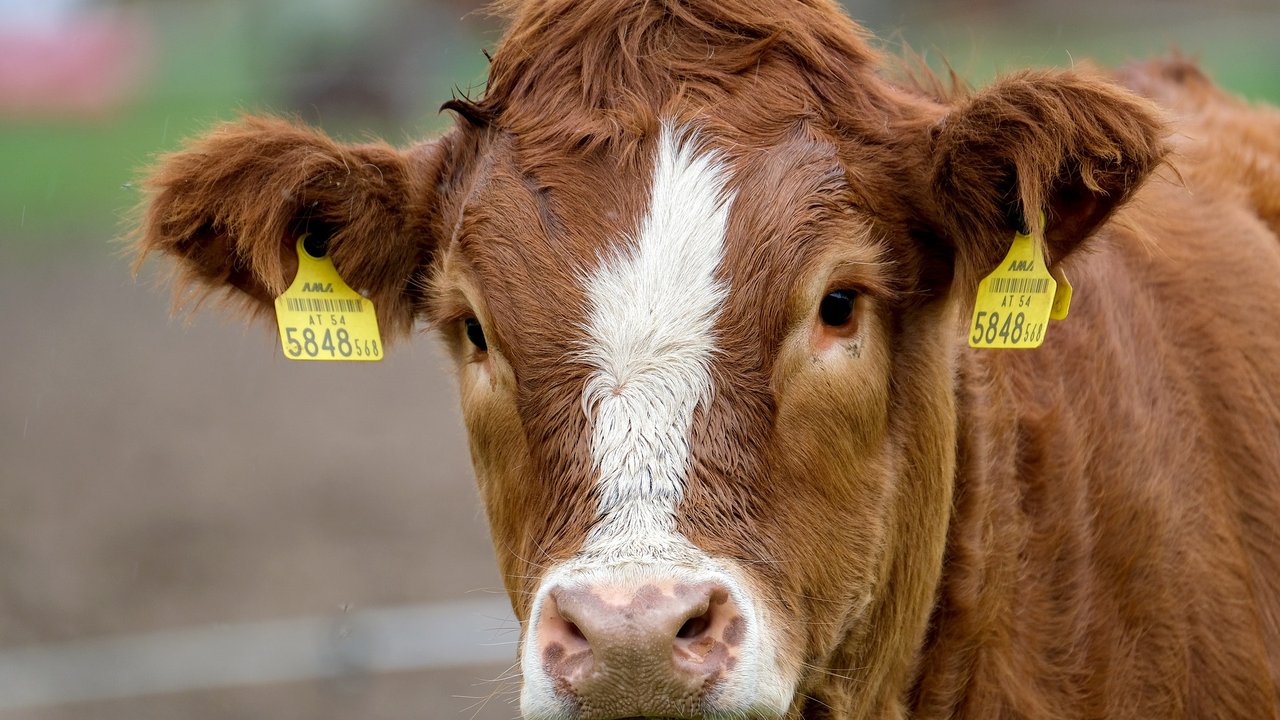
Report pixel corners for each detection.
[130,1,1280,718]
[924,67,1168,284]
[132,115,457,338]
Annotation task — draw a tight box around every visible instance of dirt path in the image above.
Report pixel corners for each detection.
[0,250,516,719]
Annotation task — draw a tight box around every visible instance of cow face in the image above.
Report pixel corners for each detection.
[427,116,967,717]
[133,2,1164,717]
[429,122,935,719]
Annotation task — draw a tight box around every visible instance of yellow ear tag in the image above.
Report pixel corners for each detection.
[969,228,1057,349]
[273,236,383,361]
[1049,266,1072,320]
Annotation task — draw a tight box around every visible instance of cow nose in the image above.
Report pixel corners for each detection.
[535,581,743,715]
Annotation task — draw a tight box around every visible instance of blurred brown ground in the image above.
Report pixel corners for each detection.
[0,250,519,719]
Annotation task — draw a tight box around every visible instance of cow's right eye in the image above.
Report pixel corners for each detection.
[464,317,488,352]
[819,289,857,327]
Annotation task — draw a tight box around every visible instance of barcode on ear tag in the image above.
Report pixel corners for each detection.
[969,230,1057,349]
[273,236,383,361]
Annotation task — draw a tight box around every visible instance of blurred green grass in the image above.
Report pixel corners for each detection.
[0,8,260,263]
[0,2,1275,266]
[0,3,487,265]
[896,8,1280,100]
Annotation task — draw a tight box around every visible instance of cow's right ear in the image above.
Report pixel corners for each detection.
[918,68,1167,290]
[133,115,455,340]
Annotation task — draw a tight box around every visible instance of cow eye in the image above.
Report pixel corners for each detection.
[818,289,857,327]
[464,317,488,351]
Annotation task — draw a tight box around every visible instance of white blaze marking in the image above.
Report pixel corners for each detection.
[578,123,734,561]
[521,124,792,720]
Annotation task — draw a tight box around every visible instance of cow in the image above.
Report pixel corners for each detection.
[130,0,1280,717]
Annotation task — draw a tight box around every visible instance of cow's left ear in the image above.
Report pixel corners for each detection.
[922,68,1168,286]
[133,115,460,342]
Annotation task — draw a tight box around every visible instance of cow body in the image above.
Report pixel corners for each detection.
[923,171,1280,716]
[917,67,1280,716]
[132,1,1280,717]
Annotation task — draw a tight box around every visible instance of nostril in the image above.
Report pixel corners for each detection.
[537,591,596,687]
[543,595,591,653]
[676,611,712,639]
[672,584,744,675]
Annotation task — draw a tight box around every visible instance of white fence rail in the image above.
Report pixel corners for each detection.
[0,598,519,710]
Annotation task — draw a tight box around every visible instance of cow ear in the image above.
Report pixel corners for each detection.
[924,68,1167,287]
[132,115,456,342]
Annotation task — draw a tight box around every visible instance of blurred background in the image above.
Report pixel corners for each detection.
[0,1,1277,718]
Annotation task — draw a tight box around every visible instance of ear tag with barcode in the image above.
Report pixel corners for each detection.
[273,236,383,361]
[968,228,1057,349]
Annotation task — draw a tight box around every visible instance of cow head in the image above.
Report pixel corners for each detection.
[133,1,1165,717]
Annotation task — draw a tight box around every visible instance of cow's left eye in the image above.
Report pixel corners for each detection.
[819,289,857,327]
[464,317,488,351]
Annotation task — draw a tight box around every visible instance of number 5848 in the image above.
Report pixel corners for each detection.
[284,327,359,358]
[971,310,1027,345]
